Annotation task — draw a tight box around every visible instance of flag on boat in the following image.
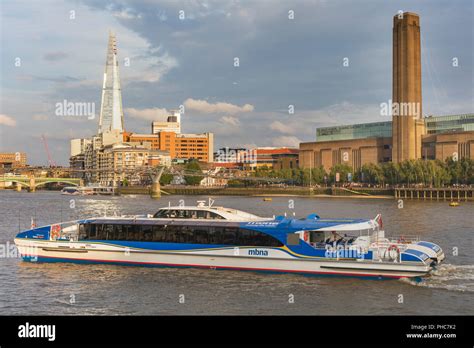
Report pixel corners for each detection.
[374,214,383,229]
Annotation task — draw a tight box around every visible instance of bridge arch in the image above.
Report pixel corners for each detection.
[34,180,81,188]
[0,179,31,188]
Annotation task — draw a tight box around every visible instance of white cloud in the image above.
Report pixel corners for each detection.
[271,135,301,148]
[0,114,17,127]
[184,98,254,114]
[124,50,178,84]
[270,121,294,134]
[220,116,240,126]
[32,114,49,121]
[112,9,142,19]
[125,107,168,121]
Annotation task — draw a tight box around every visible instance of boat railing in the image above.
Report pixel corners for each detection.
[373,235,420,246]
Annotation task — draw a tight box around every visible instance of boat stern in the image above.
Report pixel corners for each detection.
[412,241,445,265]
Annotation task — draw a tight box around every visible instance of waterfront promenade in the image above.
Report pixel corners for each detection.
[118,185,474,201]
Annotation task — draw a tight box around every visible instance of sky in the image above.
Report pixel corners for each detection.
[0,0,473,166]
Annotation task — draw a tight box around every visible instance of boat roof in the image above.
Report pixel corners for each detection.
[156,205,270,221]
[81,215,377,232]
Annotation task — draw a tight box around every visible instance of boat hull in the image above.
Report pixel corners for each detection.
[15,238,432,279]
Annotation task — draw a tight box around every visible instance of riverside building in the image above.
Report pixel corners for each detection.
[70,32,213,184]
[299,12,474,171]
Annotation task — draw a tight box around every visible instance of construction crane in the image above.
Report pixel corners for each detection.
[41,134,56,167]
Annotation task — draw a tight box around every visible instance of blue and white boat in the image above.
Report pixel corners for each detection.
[14,200,445,279]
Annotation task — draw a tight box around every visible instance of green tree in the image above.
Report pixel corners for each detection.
[360,163,384,185]
[445,157,463,185]
[159,173,173,185]
[433,160,451,187]
[329,164,352,184]
[184,175,203,185]
[227,179,245,187]
[185,160,202,172]
[184,160,203,185]
[381,162,399,185]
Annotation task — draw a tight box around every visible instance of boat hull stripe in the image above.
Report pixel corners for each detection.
[23,255,406,279]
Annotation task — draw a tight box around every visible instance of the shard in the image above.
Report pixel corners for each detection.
[98,31,124,134]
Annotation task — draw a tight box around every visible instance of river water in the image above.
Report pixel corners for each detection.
[0,190,472,315]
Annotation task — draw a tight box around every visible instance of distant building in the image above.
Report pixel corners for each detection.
[200,176,228,187]
[300,12,474,171]
[69,153,85,178]
[124,131,214,163]
[98,31,124,134]
[391,12,424,163]
[214,147,247,162]
[148,152,172,167]
[316,121,392,142]
[69,32,214,185]
[152,110,181,134]
[244,147,299,171]
[0,152,27,169]
[424,114,474,134]
[94,143,170,186]
[70,138,91,157]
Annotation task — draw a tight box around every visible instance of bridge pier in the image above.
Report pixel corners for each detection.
[150,182,161,199]
[29,177,36,192]
[16,184,22,192]
[150,167,164,199]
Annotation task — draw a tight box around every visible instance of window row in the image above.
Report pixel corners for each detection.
[79,224,283,247]
[153,209,225,219]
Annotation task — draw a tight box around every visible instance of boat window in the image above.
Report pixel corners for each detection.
[310,231,325,243]
[78,224,86,239]
[153,209,169,218]
[79,223,283,247]
[287,233,300,246]
[209,212,225,220]
[152,209,225,220]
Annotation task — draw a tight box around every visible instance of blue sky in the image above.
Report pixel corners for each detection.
[0,0,472,165]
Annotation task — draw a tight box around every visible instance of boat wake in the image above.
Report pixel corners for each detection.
[400,264,474,292]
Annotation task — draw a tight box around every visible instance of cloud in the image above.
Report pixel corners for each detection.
[125,107,168,121]
[271,136,301,148]
[0,114,17,127]
[32,114,49,121]
[43,51,68,61]
[220,116,240,126]
[270,121,294,134]
[184,98,254,114]
[32,75,83,83]
[106,4,142,19]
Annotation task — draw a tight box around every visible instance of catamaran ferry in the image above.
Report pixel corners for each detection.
[14,200,445,279]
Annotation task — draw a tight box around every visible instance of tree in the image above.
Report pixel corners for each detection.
[184,160,203,185]
[433,160,451,187]
[329,164,352,184]
[381,162,399,185]
[185,160,202,172]
[227,179,246,187]
[159,173,173,185]
[445,157,462,185]
[185,175,203,185]
[360,163,383,185]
